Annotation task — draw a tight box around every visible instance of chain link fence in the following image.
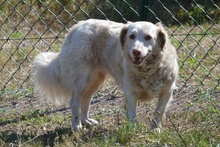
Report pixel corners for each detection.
[0,1,220,145]
[0,0,219,101]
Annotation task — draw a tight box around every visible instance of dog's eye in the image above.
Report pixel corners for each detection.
[144,35,152,40]
[129,34,136,39]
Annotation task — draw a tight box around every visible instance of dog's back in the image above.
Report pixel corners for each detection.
[33,19,125,104]
[60,19,126,87]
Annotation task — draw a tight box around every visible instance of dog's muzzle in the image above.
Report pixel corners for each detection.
[131,49,148,65]
[133,57,144,65]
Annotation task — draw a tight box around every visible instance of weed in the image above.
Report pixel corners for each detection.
[9,87,34,99]
[0,97,219,146]
[10,31,23,39]
[0,1,219,146]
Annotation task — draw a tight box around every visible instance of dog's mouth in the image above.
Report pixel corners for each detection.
[133,57,143,65]
[132,54,149,65]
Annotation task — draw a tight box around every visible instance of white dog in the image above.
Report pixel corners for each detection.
[33,19,178,131]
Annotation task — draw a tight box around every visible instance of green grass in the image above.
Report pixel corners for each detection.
[0,25,219,147]
[169,23,220,88]
[0,2,219,145]
[0,92,219,146]
[0,87,33,100]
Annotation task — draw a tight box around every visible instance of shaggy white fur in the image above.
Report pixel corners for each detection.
[33,19,178,131]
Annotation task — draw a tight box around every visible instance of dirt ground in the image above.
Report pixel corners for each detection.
[1,79,219,129]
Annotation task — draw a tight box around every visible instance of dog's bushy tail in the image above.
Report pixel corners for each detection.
[32,52,70,104]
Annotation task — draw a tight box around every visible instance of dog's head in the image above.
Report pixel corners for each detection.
[120,21,168,66]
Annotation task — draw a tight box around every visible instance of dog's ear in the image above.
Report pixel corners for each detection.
[120,27,128,49]
[155,22,167,50]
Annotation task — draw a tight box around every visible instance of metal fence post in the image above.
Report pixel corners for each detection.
[140,0,149,21]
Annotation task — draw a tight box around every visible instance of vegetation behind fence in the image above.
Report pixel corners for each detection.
[0,0,220,146]
[0,0,219,92]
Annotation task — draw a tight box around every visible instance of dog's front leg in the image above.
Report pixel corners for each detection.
[151,88,173,132]
[124,80,137,123]
[126,95,137,123]
[70,93,82,131]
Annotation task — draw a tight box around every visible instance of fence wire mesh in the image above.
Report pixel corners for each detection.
[0,0,219,118]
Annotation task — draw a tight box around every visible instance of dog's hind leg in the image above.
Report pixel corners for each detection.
[151,88,173,132]
[70,72,94,131]
[70,91,83,131]
[81,72,107,127]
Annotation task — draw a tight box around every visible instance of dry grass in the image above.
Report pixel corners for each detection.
[0,80,219,146]
[0,3,220,145]
[1,21,219,90]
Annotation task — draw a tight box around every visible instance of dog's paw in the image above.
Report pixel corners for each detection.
[151,127,161,133]
[150,124,162,133]
[82,118,98,127]
[150,122,162,133]
[88,118,98,125]
[72,123,83,132]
